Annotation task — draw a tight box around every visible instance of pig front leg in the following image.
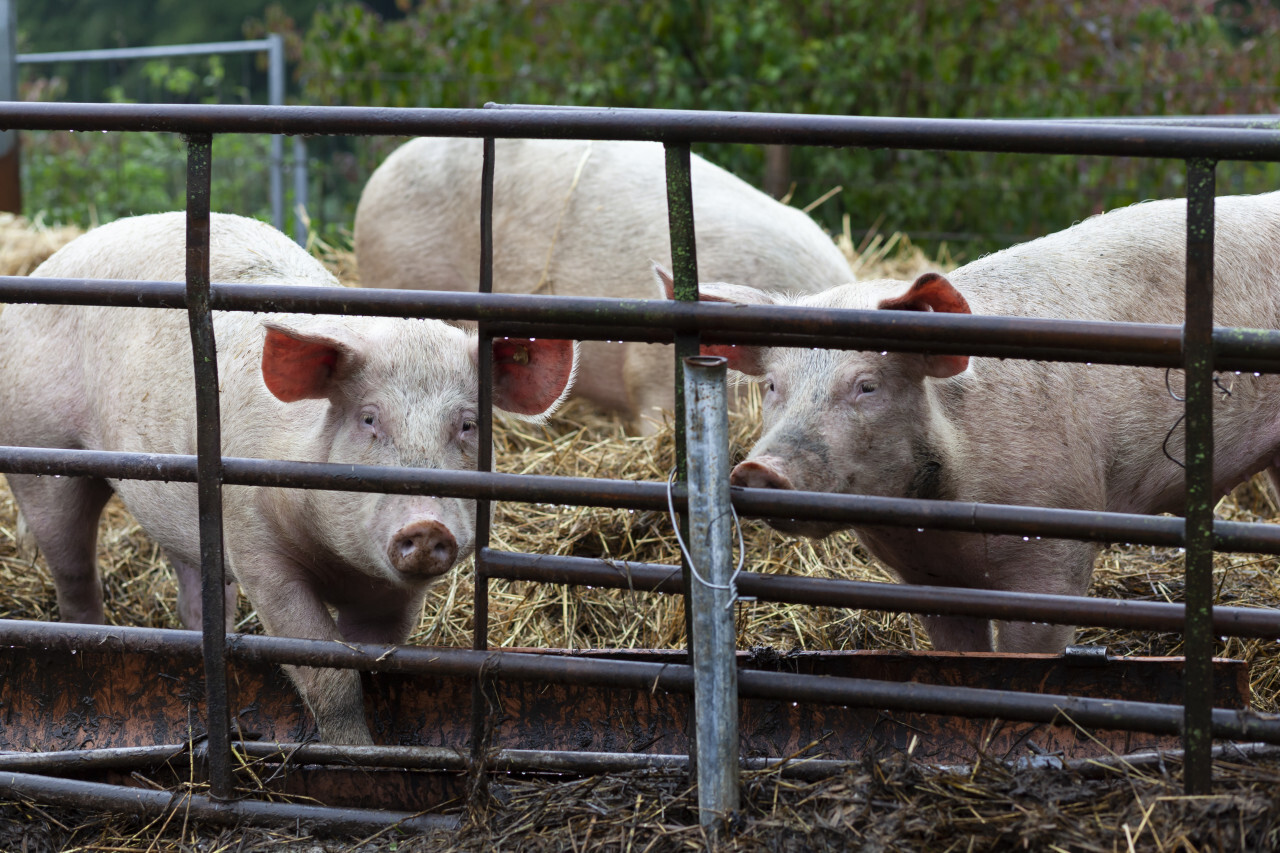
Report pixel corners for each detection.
[238,566,376,745]
[919,614,994,652]
[7,473,114,624]
[169,553,239,632]
[988,537,1097,654]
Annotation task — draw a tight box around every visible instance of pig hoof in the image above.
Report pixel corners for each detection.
[388,520,458,578]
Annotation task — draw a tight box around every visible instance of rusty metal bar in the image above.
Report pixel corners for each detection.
[477,550,1280,639]
[0,742,850,784]
[683,356,739,826]
[472,136,497,763]
[183,133,232,802]
[10,276,1280,373]
[2,619,1277,743]
[7,445,1280,554]
[0,771,457,833]
[664,140,702,784]
[1,102,1279,161]
[1183,159,1218,793]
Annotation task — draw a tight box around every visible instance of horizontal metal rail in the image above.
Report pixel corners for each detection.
[0,771,457,833]
[478,550,1280,638]
[0,102,1279,160]
[18,39,278,64]
[2,445,1279,554]
[0,743,851,782]
[6,277,1280,372]
[0,620,1276,743]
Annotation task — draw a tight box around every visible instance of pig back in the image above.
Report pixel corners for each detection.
[354,137,854,300]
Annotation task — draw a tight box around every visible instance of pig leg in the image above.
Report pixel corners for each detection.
[336,591,427,645]
[990,539,1095,653]
[7,473,113,624]
[918,615,994,652]
[240,565,374,744]
[622,342,677,436]
[169,554,239,632]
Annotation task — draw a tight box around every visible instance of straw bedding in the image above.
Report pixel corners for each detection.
[3,215,1280,849]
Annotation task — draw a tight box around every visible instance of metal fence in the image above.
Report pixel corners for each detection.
[16,36,309,244]
[0,100,1279,832]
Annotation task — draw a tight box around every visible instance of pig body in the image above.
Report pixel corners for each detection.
[354,137,855,432]
[0,212,575,742]
[707,192,1280,653]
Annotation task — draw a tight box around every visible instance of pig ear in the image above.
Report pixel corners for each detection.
[877,273,971,378]
[653,263,772,376]
[489,337,578,419]
[261,322,359,402]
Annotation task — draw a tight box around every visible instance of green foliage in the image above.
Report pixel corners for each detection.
[270,0,1280,257]
[21,59,282,229]
[18,0,1280,254]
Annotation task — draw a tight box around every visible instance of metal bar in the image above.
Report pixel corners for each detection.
[292,136,309,245]
[17,40,277,64]
[1,619,1275,742]
[0,742,848,783]
[8,445,1280,554]
[471,136,497,764]
[0,771,456,833]
[683,356,739,826]
[267,34,285,233]
[1,104,1280,161]
[13,275,1280,373]
[664,141,702,787]
[477,550,1280,639]
[1182,158,1217,794]
[183,134,232,801]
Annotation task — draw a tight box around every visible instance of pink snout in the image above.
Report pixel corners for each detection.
[730,459,795,491]
[388,520,458,578]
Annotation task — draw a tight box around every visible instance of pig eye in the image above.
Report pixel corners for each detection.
[358,407,380,434]
[461,418,477,434]
[859,380,877,394]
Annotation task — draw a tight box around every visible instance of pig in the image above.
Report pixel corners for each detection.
[354,137,856,433]
[677,192,1280,653]
[0,212,576,743]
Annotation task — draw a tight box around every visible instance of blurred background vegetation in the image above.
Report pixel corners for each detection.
[16,0,1280,260]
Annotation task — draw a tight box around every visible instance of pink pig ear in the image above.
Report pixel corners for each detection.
[261,323,358,402]
[653,263,773,376]
[490,337,578,418]
[877,273,971,378]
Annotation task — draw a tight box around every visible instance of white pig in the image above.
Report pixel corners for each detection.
[354,137,855,433]
[0,212,576,743]
[681,192,1280,653]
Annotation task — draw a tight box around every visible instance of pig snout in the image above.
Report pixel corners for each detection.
[388,520,459,578]
[730,458,795,491]
[731,457,846,540]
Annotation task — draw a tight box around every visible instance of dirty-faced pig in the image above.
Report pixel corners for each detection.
[684,192,1280,653]
[354,137,855,433]
[0,212,576,743]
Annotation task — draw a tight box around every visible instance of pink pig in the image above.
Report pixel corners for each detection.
[0,212,576,742]
[669,192,1280,653]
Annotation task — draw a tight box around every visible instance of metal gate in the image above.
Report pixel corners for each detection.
[0,101,1279,833]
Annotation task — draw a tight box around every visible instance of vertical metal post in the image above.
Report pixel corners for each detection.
[185,133,232,800]
[664,141,701,779]
[0,0,20,214]
[683,355,740,829]
[267,33,285,233]
[1182,157,1217,795]
[470,136,497,763]
[292,136,308,246]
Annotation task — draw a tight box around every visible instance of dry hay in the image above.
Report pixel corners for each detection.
[0,212,81,277]
[6,219,1280,847]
